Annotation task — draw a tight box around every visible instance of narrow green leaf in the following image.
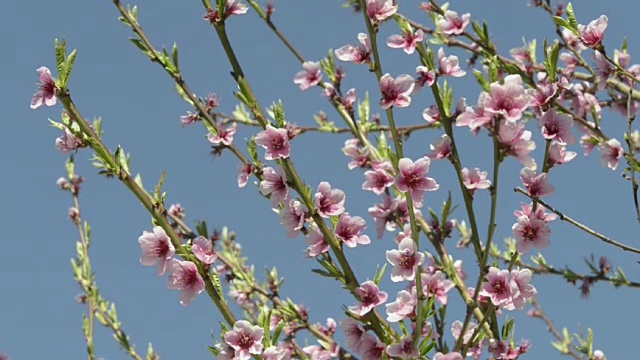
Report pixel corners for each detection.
[566,3,578,33]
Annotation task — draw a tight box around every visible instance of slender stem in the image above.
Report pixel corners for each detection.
[60,93,238,327]
[455,126,502,352]
[72,193,96,360]
[418,218,494,338]
[356,0,423,343]
[209,15,391,340]
[530,300,582,360]
[515,187,640,254]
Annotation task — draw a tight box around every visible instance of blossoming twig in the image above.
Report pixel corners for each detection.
[515,187,640,254]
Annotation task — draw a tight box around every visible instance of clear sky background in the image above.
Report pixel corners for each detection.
[3,1,640,359]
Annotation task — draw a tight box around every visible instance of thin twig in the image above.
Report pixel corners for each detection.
[515,187,640,254]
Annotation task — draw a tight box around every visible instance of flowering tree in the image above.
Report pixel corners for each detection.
[26,0,640,359]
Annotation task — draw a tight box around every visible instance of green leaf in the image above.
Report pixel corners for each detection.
[502,317,515,338]
[272,100,286,127]
[195,220,209,238]
[172,42,179,69]
[546,41,561,82]
[357,91,370,125]
[272,318,285,344]
[566,3,578,33]
[473,69,491,92]
[62,49,77,87]
[373,263,387,285]
[207,346,219,356]
[55,38,67,82]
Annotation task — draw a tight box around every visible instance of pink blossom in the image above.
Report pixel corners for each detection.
[593,350,605,360]
[547,142,577,167]
[255,125,291,160]
[420,271,454,305]
[540,108,575,144]
[138,226,176,276]
[191,236,217,265]
[314,182,346,217]
[225,0,248,16]
[215,342,236,360]
[428,134,452,160]
[224,320,264,360]
[335,33,371,64]
[514,202,558,223]
[562,28,586,51]
[510,268,537,310]
[434,352,464,360]
[205,93,220,111]
[166,259,206,306]
[456,92,493,130]
[294,61,323,91]
[527,80,558,109]
[348,281,388,316]
[168,203,185,218]
[387,29,424,54]
[335,213,371,248]
[520,167,554,197]
[280,199,307,239]
[438,10,470,35]
[237,163,253,188]
[55,127,83,153]
[303,345,335,360]
[180,111,199,127]
[379,74,415,109]
[386,336,419,359]
[386,236,425,282]
[263,346,287,360]
[342,139,369,169]
[422,105,441,124]
[451,320,477,345]
[208,123,237,146]
[342,88,357,110]
[366,0,397,23]
[580,133,598,156]
[462,167,491,191]
[578,15,608,48]
[306,227,330,257]
[593,51,614,91]
[31,66,57,109]
[395,157,439,208]
[598,138,623,170]
[358,334,385,360]
[438,48,466,77]
[368,195,400,239]
[512,215,551,254]
[317,318,337,336]
[414,65,436,91]
[485,75,532,122]
[362,162,395,195]
[454,259,468,281]
[479,267,515,307]
[498,119,537,169]
[385,289,417,322]
[259,167,289,207]
[340,318,367,352]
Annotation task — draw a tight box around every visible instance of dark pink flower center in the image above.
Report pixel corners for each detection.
[492,280,506,294]
[399,251,416,268]
[270,136,285,150]
[238,332,254,349]
[522,225,535,242]
[360,290,376,304]
[42,81,55,96]
[154,241,170,257]
[405,172,422,188]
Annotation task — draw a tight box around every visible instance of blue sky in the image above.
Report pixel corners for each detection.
[3,0,640,359]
